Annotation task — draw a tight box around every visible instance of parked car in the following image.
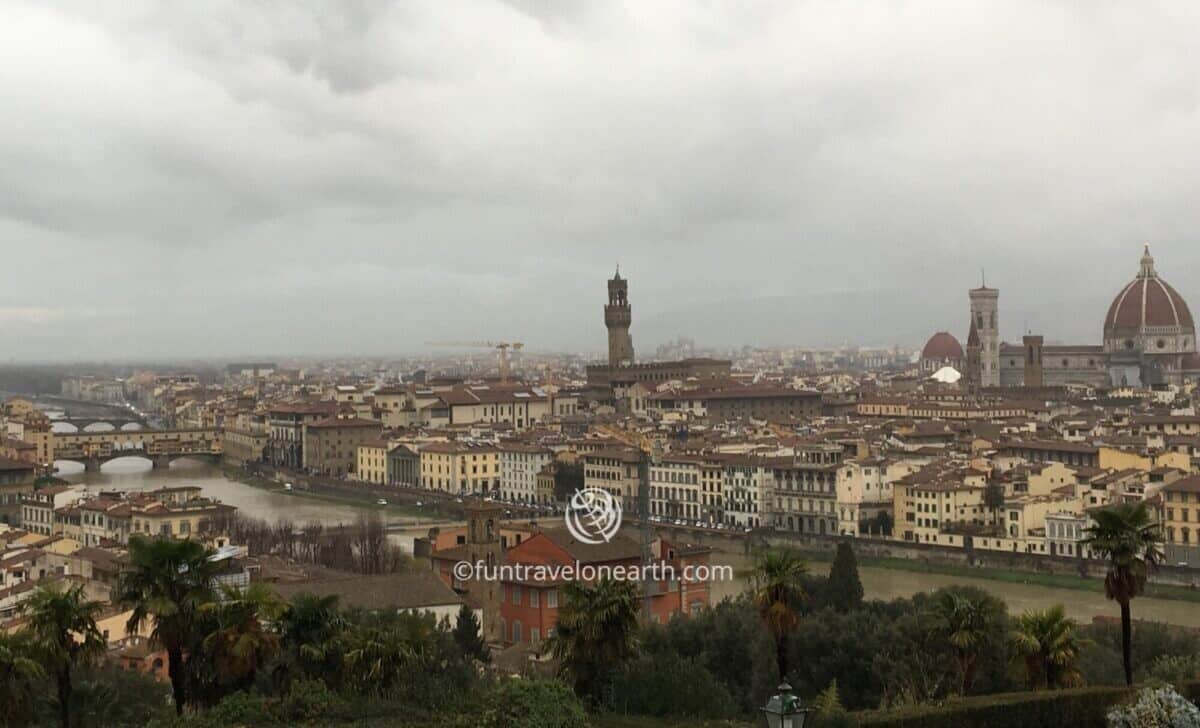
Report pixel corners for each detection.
[376,498,388,506]
[283,483,293,491]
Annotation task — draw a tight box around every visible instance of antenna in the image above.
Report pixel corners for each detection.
[981,268,986,287]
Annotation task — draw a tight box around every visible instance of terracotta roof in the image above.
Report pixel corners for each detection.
[0,456,34,472]
[1104,247,1194,331]
[921,332,964,361]
[419,441,498,455]
[272,571,463,610]
[306,416,382,429]
[539,528,643,564]
[1163,475,1200,494]
[268,401,339,416]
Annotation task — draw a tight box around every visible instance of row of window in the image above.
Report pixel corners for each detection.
[505,584,558,608]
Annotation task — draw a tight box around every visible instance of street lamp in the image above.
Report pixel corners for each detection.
[761,682,812,728]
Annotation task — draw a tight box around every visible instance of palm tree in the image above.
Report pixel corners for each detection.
[199,584,284,698]
[1009,605,1090,690]
[276,592,347,684]
[927,589,997,695]
[1083,501,1164,686]
[0,631,44,727]
[344,625,418,695]
[25,582,107,728]
[547,578,640,701]
[742,548,807,680]
[115,536,218,714]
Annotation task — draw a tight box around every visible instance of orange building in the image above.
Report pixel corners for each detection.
[494,528,712,645]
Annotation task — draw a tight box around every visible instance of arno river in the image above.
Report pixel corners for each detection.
[56,457,1200,628]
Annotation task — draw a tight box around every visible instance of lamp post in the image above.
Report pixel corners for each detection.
[761,682,812,728]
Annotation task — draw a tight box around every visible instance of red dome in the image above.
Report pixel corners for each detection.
[921,331,964,360]
[1104,247,1194,332]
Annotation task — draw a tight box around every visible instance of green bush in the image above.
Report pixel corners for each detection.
[605,652,739,719]
[1146,654,1200,684]
[277,678,344,722]
[145,692,278,728]
[205,691,276,725]
[854,682,1200,728]
[481,679,589,728]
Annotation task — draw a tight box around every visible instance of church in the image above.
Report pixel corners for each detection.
[921,246,1200,388]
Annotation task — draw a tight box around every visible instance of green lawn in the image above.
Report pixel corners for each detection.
[788,547,1200,604]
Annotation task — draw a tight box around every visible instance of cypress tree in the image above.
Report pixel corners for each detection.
[827,541,864,612]
[453,604,489,662]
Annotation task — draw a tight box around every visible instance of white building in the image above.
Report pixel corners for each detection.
[723,457,772,529]
[498,443,554,503]
[649,455,704,522]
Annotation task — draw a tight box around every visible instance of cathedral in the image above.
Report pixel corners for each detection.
[921,246,1200,388]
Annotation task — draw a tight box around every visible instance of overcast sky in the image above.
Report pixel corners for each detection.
[3,1,1200,361]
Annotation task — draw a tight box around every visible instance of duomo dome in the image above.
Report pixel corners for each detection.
[1103,246,1195,359]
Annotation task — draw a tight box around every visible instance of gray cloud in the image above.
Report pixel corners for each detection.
[3,1,1200,360]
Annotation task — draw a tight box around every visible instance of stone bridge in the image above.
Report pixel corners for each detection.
[53,416,147,431]
[53,428,222,471]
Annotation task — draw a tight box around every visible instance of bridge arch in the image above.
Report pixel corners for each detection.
[52,427,222,472]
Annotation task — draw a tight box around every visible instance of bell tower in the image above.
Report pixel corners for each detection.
[1022,334,1044,388]
[969,276,1000,388]
[605,267,634,368]
[462,499,505,640]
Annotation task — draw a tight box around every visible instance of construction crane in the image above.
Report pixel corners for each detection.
[426,341,524,383]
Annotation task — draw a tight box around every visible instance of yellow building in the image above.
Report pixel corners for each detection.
[356,440,389,485]
[582,447,643,512]
[536,465,557,504]
[419,442,500,494]
[894,468,988,544]
[1098,446,1191,473]
[1161,476,1200,551]
[128,497,236,540]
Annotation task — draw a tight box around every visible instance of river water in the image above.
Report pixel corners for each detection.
[54,457,1200,628]
[56,458,372,526]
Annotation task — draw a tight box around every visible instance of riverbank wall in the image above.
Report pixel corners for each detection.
[642,522,1200,589]
[233,465,477,521]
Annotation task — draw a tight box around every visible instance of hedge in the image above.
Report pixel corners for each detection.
[855,681,1200,728]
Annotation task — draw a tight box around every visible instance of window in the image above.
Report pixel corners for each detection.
[530,589,539,607]
[547,589,558,608]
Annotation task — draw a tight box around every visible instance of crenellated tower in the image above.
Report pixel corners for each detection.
[605,267,634,368]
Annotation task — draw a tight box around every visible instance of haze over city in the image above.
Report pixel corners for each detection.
[4,2,1200,360]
